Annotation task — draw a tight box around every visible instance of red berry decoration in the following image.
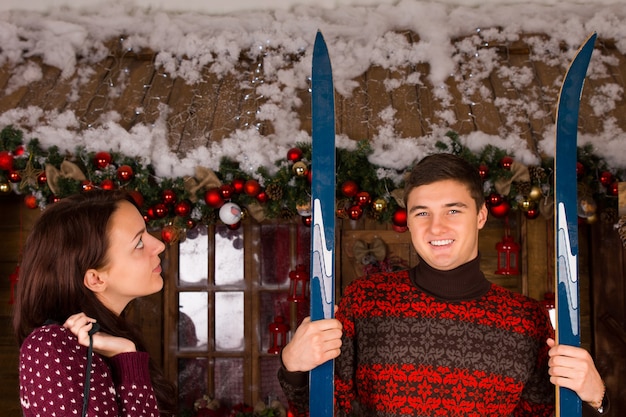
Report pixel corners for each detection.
[302,215,312,227]
[116,165,134,182]
[0,150,14,171]
[94,151,112,169]
[392,208,408,227]
[220,184,235,200]
[500,156,514,170]
[146,207,156,220]
[599,171,613,187]
[355,191,371,207]
[24,194,38,209]
[489,200,511,218]
[8,170,21,183]
[348,204,363,220]
[100,179,115,190]
[341,180,359,198]
[478,164,489,180]
[204,188,224,208]
[174,200,192,217]
[244,179,261,197]
[231,178,245,194]
[609,181,619,196]
[13,146,25,156]
[153,203,168,218]
[287,147,303,162]
[162,189,177,205]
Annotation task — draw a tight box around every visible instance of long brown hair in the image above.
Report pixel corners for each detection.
[13,189,176,415]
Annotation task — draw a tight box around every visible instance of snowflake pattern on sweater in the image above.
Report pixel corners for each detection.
[19,324,160,417]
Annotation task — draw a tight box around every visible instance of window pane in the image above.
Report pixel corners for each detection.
[214,357,244,407]
[215,291,244,351]
[215,225,244,286]
[178,357,208,413]
[260,356,288,406]
[260,224,291,287]
[179,231,208,286]
[179,292,208,350]
[260,292,290,353]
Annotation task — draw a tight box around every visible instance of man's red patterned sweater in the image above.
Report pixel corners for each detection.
[278,256,555,417]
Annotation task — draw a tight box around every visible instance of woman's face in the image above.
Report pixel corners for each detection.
[93,200,166,314]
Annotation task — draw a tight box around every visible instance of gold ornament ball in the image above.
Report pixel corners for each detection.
[520,199,536,212]
[292,161,308,177]
[0,182,10,194]
[372,198,387,213]
[529,186,542,201]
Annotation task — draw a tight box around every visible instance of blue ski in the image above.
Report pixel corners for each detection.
[309,30,336,417]
[554,31,596,417]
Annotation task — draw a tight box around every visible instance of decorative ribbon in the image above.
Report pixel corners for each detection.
[494,161,530,196]
[184,166,222,202]
[45,160,87,195]
[353,237,387,265]
[390,188,405,208]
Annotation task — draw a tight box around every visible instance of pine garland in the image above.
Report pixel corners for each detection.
[0,126,621,238]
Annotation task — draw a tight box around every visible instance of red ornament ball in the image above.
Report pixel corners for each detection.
[287,147,303,162]
[94,151,112,169]
[24,194,38,209]
[161,225,178,244]
[341,180,359,198]
[231,178,245,194]
[153,203,168,218]
[100,179,115,191]
[256,191,268,203]
[599,171,613,187]
[13,146,25,156]
[8,170,21,183]
[355,191,371,207]
[489,200,511,218]
[162,189,177,205]
[37,171,47,185]
[227,221,241,230]
[500,156,514,170]
[392,208,408,227]
[204,188,225,208]
[146,207,156,220]
[220,184,235,200]
[576,162,585,178]
[302,215,312,227]
[392,224,408,233]
[116,165,134,182]
[244,179,261,197]
[488,193,503,207]
[348,204,363,220]
[478,164,489,180]
[524,207,541,219]
[609,181,619,196]
[0,150,14,171]
[128,190,144,207]
[174,200,192,217]
[81,180,94,192]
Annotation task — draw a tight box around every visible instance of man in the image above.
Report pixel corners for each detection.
[278,153,608,416]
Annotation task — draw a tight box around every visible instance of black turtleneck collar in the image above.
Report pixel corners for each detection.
[409,254,491,302]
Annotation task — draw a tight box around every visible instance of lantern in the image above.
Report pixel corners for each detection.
[267,316,289,354]
[288,264,309,303]
[495,219,520,275]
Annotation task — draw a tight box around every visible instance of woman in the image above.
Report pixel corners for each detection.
[13,190,176,416]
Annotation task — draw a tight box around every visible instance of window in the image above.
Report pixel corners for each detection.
[165,221,310,415]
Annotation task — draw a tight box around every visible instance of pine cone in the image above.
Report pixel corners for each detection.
[280,207,295,219]
[601,207,617,224]
[528,166,547,183]
[516,181,531,197]
[265,183,283,200]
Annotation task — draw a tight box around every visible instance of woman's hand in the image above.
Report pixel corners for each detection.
[63,312,136,358]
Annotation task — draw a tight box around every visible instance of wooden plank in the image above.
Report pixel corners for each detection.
[16,62,63,111]
[164,76,198,152]
[111,55,157,130]
[132,66,175,128]
[364,65,392,137]
[389,66,422,138]
[337,73,369,140]
[205,69,245,143]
